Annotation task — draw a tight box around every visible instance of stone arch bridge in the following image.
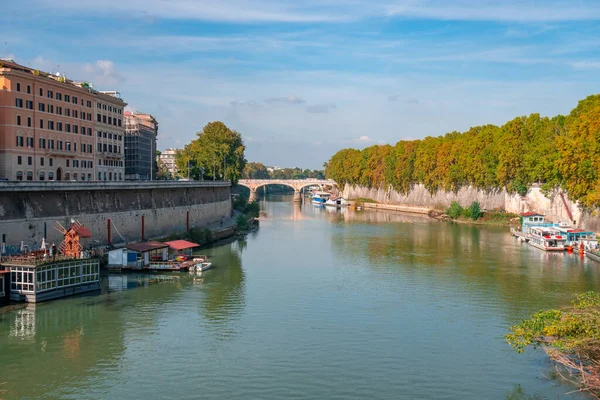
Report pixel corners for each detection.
[237,179,337,202]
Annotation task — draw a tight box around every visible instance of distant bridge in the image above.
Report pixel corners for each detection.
[237,179,337,202]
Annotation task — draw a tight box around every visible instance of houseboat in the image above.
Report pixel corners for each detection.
[554,227,598,248]
[529,227,567,251]
[107,240,201,272]
[0,222,101,303]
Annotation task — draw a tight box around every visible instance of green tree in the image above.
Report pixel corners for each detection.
[176,121,246,184]
[243,162,269,179]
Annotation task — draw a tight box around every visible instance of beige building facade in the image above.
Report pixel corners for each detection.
[95,92,126,181]
[0,59,127,181]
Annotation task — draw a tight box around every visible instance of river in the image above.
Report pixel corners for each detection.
[2,195,599,399]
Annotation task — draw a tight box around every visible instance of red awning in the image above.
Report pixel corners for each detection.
[521,212,544,217]
[75,225,93,238]
[165,240,200,251]
[126,241,169,253]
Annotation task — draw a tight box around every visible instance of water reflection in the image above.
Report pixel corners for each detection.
[331,208,600,317]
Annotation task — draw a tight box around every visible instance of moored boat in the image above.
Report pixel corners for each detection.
[312,192,331,205]
[529,227,567,251]
[190,255,212,273]
[324,196,349,207]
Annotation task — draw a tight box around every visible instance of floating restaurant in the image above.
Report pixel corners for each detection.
[0,222,101,303]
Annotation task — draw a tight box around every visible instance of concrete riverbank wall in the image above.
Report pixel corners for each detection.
[344,184,600,231]
[0,181,232,248]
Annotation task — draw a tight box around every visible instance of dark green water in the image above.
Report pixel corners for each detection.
[2,195,600,399]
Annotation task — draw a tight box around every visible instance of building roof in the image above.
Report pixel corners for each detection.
[521,212,545,217]
[165,240,200,251]
[75,225,93,238]
[126,241,169,252]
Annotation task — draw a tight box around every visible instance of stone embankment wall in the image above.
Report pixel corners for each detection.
[344,184,600,231]
[0,181,232,248]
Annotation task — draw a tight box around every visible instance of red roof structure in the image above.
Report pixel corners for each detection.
[126,241,169,253]
[521,212,545,217]
[165,240,200,251]
[75,225,93,238]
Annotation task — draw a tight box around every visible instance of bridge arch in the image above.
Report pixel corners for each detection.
[237,179,337,202]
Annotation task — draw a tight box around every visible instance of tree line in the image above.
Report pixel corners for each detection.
[325,94,600,209]
[243,162,325,180]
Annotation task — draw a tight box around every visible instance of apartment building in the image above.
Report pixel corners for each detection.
[0,59,96,181]
[158,148,179,177]
[95,91,126,181]
[0,59,127,181]
[124,111,157,180]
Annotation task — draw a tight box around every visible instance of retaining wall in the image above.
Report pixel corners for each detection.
[0,181,232,248]
[344,184,600,231]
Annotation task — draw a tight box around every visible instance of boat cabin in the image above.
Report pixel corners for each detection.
[529,227,567,251]
[108,241,169,270]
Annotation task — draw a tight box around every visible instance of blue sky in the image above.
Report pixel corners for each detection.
[3,0,600,169]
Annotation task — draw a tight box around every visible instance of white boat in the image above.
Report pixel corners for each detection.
[312,192,331,205]
[529,227,567,251]
[324,196,349,208]
[190,255,212,273]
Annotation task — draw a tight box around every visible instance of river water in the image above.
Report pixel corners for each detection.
[2,195,600,399]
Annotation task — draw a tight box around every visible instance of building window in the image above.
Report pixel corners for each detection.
[87,100,92,108]
[26,100,33,110]
[90,161,93,168]
[47,90,53,99]
[56,92,62,101]
[49,158,53,166]
[40,157,44,166]
[65,123,71,133]
[87,113,92,121]
[26,85,31,94]
[48,139,54,149]
[108,133,112,140]
[39,103,45,112]
[73,125,78,134]
[66,160,70,167]
[103,144,107,152]
[57,106,62,115]
[109,172,112,180]
[57,140,63,150]
[48,121,54,130]
[16,171,23,181]
[73,110,78,119]
[27,137,34,148]
[17,156,22,165]
[27,117,32,127]
[74,142,77,152]
[65,94,70,103]
[26,171,33,181]
[103,104,107,110]
[57,122,63,132]
[88,144,92,153]
[16,82,21,92]
[48,171,54,181]
[108,116,112,125]
[98,172,102,180]
[97,113,101,122]
[39,171,45,181]
[39,138,46,148]
[48,104,54,113]
[65,173,70,180]
[16,136,24,147]
[103,132,107,138]
[118,119,122,127]
[87,173,92,181]
[102,115,107,124]
[40,87,44,96]
[40,119,44,129]
[15,98,23,108]
[66,108,70,117]
[28,156,32,166]
[17,115,21,126]
[66,141,71,151]
[73,96,78,104]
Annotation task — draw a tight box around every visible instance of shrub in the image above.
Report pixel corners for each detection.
[446,201,463,219]
[468,201,482,220]
[236,214,248,232]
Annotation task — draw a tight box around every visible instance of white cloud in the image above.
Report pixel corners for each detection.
[306,104,336,114]
[570,61,600,70]
[265,95,306,105]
